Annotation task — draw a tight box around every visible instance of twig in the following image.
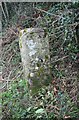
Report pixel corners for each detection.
[52,22,79,30]
[8,53,14,63]
[0,83,7,91]
[8,28,19,36]
[0,79,11,82]
[0,3,7,22]
[4,2,9,19]
[34,7,60,17]
[51,55,69,63]
[7,71,12,89]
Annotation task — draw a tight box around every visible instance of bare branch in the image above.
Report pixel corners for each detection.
[34,7,60,18]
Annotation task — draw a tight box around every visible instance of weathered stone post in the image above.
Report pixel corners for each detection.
[19,28,51,92]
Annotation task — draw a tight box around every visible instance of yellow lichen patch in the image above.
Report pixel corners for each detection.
[19,31,22,37]
[19,39,22,48]
[24,28,27,33]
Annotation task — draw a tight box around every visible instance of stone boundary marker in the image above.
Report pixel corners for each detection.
[19,28,51,91]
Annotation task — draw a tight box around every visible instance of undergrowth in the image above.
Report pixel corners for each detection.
[2,79,79,120]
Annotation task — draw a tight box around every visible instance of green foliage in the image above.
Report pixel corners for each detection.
[2,79,29,119]
[2,80,79,119]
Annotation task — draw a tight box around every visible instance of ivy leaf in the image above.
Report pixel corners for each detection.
[35,108,45,114]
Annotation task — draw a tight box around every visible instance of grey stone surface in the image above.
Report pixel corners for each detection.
[19,28,51,87]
